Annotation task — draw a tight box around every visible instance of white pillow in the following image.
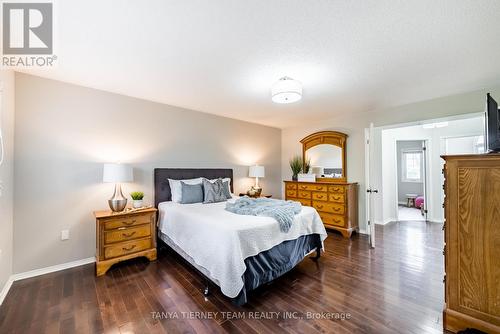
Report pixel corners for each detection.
[168,178,203,203]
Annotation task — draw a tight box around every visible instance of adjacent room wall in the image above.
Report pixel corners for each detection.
[396,140,424,204]
[14,73,282,273]
[381,117,484,223]
[0,70,15,293]
[282,84,500,233]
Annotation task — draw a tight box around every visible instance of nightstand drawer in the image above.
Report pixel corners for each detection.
[104,224,151,244]
[286,190,297,198]
[285,183,297,190]
[104,238,151,259]
[103,214,151,230]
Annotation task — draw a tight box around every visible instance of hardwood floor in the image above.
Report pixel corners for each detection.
[0,221,445,334]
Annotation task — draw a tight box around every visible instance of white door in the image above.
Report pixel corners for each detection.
[421,141,428,221]
[365,123,378,248]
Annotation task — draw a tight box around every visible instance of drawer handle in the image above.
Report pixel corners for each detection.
[333,207,340,212]
[301,186,307,189]
[122,245,137,251]
[316,187,323,190]
[317,195,324,199]
[122,231,136,238]
[333,219,340,223]
[122,220,136,226]
[317,205,324,209]
[333,196,340,200]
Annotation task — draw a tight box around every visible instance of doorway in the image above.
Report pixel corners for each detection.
[396,140,427,221]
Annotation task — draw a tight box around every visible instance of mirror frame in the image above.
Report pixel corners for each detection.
[300,131,347,183]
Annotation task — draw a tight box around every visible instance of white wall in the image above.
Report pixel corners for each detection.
[0,71,15,292]
[282,84,500,233]
[380,117,484,223]
[14,73,282,273]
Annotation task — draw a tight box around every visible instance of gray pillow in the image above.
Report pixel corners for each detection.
[203,178,228,203]
[180,181,204,204]
[222,180,232,199]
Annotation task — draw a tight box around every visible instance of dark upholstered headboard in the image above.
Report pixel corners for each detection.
[154,168,234,207]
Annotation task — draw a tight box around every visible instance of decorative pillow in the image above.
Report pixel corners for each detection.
[168,178,203,203]
[208,178,232,199]
[203,178,228,203]
[180,182,204,204]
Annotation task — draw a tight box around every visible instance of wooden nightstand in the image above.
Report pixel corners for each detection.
[239,193,272,198]
[94,208,157,276]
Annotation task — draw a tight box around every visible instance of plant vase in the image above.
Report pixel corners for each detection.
[133,200,143,208]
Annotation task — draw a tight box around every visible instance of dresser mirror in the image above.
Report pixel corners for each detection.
[301,131,347,182]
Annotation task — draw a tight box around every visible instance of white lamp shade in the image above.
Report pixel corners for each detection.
[271,77,302,104]
[249,165,265,178]
[103,163,133,183]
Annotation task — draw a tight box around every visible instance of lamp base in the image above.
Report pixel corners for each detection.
[108,183,127,212]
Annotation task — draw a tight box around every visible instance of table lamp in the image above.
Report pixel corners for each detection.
[103,163,133,212]
[249,165,265,196]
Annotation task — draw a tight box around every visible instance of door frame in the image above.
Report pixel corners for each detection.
[394,139,429,222]
[364,112,483,230]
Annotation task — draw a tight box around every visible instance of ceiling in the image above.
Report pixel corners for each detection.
[22,0,500,128]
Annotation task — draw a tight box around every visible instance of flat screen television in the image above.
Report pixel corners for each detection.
[486,93,500,152]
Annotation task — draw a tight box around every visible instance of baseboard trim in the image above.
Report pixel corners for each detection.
[375,218,396,225]
[11,257,95,281]
[0,257,96,305]
[0,276,14,306]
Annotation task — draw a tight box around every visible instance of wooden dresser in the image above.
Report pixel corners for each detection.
[284,181,358,237]
[94,208,157,276]
[442,154,500,333]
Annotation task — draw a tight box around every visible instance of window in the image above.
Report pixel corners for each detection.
[402,150,423,182]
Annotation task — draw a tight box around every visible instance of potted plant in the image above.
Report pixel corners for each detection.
[289,155,302,181]
[130,191,144,208]
[303,157,311,174]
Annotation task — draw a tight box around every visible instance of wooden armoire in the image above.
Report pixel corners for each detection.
[442,154,500,333]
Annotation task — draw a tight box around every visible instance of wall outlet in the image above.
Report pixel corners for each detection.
[61,229,70,241]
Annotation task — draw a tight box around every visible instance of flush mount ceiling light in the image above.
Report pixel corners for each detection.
[271,76,302,104]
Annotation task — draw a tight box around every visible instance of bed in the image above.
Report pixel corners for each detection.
[154,168,328,305]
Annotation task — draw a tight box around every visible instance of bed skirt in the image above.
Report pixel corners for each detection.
[158,232,322,305]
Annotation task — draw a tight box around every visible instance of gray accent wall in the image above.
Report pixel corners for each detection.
[13,73,281,274]
[396,140,424,204]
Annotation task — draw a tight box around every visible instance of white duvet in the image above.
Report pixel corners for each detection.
[158,197,327,298]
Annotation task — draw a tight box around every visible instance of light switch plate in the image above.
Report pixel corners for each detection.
[61,229,69,241]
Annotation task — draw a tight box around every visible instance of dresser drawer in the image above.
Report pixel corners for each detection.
[312,192,328,201]
[320,213,345,227]
[103,214,151,230]
[104,224,151,244]
[285,183,297,190]
[329,193,345,203]
[297,191,312,199]
[104,238,151,259]
[286,190,297,198]
[328,186,345,194]
[312,201,345,214]
[297,184,328,192]
[292,198,311,206]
